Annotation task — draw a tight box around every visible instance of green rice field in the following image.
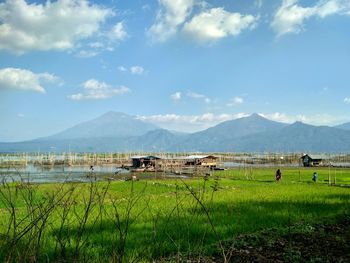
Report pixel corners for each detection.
[0,167,349,262]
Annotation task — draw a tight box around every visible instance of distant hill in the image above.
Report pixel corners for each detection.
[179,113,287,151]
[0,129,185,152]
[335,122,350,131]
[1,112,350,152]
[228,122,350,152]
[42,111,158,140]
[0,137,122,153]
[124,129,186,152]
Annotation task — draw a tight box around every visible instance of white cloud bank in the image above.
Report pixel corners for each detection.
[0,0,114,54]
[0,67,60,93]
[137,113,245,132]
[272,0,350,36]
[148,1,257,43]
[259,112,348,126]
[344,97,350,103]
[68,79,129,100]
[137,112,349,133]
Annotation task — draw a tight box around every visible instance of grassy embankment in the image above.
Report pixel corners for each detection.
[0,167,349,262]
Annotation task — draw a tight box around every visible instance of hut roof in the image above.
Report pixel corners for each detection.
[301,154,327,160]
[131,155,161,160]
[185,155,217,160]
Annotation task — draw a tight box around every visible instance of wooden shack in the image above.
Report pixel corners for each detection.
[185,155,217,167]
[131,155,161,168]
[300,154,325,167]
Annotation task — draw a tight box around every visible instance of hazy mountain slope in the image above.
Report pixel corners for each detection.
[43,111,158,140]
[178,113,287,151]
[228,122,350,152]
[124,129,187,152]
[335,122,350,131]
[0,138,125,152]
[0,129,185,152]
[2,113,350,153]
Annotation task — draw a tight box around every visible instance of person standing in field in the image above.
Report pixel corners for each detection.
[312,172,318,182]
[275,169,282,182]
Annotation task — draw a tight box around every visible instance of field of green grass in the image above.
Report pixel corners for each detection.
[0,167,349,262]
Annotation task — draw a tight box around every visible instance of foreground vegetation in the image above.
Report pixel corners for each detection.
[0,167,349,262]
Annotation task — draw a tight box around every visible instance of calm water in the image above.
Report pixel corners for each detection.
[0,164,129,183]
[0,164,190,183]
[1,161,348,183]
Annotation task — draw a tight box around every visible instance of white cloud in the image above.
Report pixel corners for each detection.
[259,112,301,123]
[130,66,145,75]
[227,96,244,107]
[204,98,211,103]
[147,0,195,42]
[68,79,130,100]
[17,113,25,118]
[271,0,350,36]
[171,91,182,102]
[183,7,257,43]
[118,66,128,72]
[317,0,350,18]
[76,50,99,58]
[187,91,211,103]
[118,66,146,74]
[142,4,151,11]
[108,22,128,41]
[38,72,62,85]
[148,1,256,43]
[137,112,246,132]
[0,0,113,54]
[344,97,350,103]
[0,67,60,93]
[88,42,104,48]
[271,0,316,36]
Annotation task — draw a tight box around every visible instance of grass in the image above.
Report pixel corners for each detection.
[0,167,349,262]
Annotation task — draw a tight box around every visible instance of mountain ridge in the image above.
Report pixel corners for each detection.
[1,112,350,152]
[336,122,350,131]
[40,111,159,140]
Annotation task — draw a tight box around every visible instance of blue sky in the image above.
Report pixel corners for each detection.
[1,0,350,141]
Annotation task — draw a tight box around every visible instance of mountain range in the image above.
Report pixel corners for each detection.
[1,111,350,153]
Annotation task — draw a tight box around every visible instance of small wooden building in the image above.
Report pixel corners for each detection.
[131,155,161,168]
[300,154,325,167]
[185,155,217,167]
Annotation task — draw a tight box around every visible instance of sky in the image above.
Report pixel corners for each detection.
[1,0,350,141]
